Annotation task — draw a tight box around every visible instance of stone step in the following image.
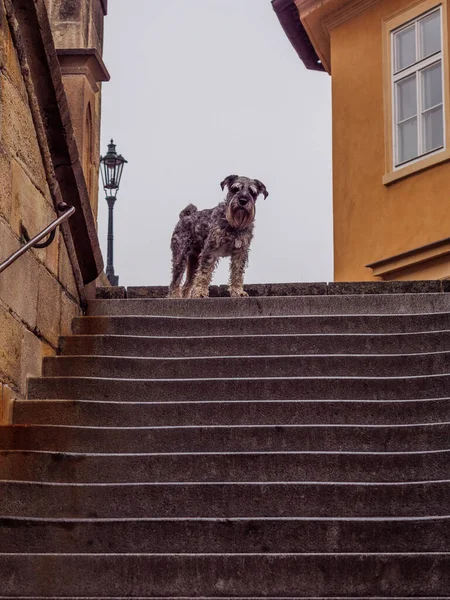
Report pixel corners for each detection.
[26,373,450,402]
[60,330,450,357]
[6,290,450,600]
[73,312,450,337]
[1,423,449,454]
[108,281,450,298]
[126,282,328,298]
[1,553,450,596]
[0,597,446,600]
[43,352,450,379]
[1,517,448,554]
[1,480,450,518]
[87,294,450,317]
[2,450,449,483]
[13,398,450,427]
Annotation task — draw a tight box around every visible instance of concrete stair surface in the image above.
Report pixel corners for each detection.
[1,288,450,598]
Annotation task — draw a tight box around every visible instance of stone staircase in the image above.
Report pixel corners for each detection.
[1,286,450,598]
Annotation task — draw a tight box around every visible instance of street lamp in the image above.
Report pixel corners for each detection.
[100,139,127,286]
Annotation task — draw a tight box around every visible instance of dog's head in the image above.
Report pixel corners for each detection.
[220,175,268,229]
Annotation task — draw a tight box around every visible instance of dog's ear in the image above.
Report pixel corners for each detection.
[254,179,269,200]
[220,175,239,191]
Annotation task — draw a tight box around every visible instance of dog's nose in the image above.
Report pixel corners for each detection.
[239,197,248,206]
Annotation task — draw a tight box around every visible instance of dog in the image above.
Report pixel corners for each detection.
[169,174,268,298]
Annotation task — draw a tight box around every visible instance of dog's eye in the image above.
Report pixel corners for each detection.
[231,185,241,193]
[249,187,258,196]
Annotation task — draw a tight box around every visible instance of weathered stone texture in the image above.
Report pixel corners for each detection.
[0,2,6,66]
[20,329,43,394]
[96,286,126,300]
[0,383,14,425]
[1,76,48,195]
[89,0,105,51]
[0,7,27,102]
[0,308,23,386]
[328,281,445,295]
[0,218,80,391]
[10,160,54,238]
[58,0,81,20]
[0,307,48,398]
[60,290,81,337]
[0,148,13,222]
[45,0,105,52]
[44,230,60,278]
[58,239,79,301]
[46,0,87,49]
[37,265,62,349]
[0,221,39,331]
[0,10,83,397]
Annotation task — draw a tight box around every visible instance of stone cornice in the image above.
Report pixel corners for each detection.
[323,0,381,31]
[294,0,382,73]
[57,48,110,92]
[295,0,335,15]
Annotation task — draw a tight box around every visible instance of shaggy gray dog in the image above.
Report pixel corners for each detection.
[169,175,268,298]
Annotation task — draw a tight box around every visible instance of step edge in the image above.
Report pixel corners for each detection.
[2,514,450,523]
[4,421,450,430]
[3,449,450,457]
[44,350,450,361]
[27,373,450,383]
[2,479,450,487]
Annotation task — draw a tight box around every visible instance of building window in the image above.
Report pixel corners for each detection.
[392,7,444,167]
[383,0,450,185]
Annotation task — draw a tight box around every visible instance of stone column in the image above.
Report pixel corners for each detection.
[44,0,110,223]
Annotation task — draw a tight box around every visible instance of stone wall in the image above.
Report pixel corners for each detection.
[0,1,83,419]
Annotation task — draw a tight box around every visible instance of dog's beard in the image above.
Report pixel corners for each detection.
[226,203,255,229]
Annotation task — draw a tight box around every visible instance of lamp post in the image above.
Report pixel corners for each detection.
[100,139,127,286]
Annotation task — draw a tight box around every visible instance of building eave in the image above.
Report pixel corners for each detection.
[272,0,325,72]
[275,0,381,74]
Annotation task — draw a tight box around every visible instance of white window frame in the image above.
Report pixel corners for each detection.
[391,6,445,170]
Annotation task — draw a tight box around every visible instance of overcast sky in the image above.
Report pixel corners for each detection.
[99,0,333,287]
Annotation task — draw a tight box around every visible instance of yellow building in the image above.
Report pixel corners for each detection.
[274,0,450,281]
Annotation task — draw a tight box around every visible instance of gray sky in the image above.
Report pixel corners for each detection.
[99,0,333,287]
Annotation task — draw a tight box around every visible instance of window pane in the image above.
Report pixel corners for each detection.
[423,105,444,152]
[397,118,418,164]
[395,25,416,72]
[396,75,417,122]
[421,62,442,110]
[419,10,441,59]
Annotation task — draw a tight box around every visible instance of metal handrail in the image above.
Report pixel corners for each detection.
[0,202,75,275]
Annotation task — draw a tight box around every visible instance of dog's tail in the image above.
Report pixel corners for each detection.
[179,204,197,219]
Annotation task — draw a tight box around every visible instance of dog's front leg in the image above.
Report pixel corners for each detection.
[228,248,249,297]
[191,247,217,298]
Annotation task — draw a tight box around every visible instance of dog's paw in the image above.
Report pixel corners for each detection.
[229,288,248,298]
[191,289,209,299]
